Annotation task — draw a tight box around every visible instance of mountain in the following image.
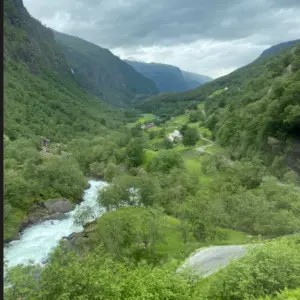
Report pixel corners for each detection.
[125,60,212,93]
[181,70,213,90]
[4,0,142,241]
[53,31,158,107]
[4,0,131,141]
[260,39,300,58]
[139,41,300,173]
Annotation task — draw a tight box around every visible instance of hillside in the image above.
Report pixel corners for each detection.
[260,39,300,58]
[53,31,159,107]
[138,42,300,173]
[125,60,212,93]
[4,0,134,241]
[4,1,300,299]
[4,0,131,141]
[181,70,213,90]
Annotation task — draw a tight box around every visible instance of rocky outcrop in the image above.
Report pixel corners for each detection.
[19,199,74,234]
[43,199,75,213]
[62,219,98,251]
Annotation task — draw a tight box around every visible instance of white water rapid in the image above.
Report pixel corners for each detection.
[4,180,108,273]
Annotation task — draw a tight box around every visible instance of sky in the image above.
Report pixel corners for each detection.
[24,0,300,78]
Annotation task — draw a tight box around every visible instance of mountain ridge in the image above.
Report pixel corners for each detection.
[52,30,159,107]
[125,60,212,93]
[260,39,300,58]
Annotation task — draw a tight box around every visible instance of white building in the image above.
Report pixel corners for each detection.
[168,129,183,142]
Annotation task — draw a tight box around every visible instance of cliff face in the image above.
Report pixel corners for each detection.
[4,0,127,141]
[4,0,70,76]
[53,31,159,108]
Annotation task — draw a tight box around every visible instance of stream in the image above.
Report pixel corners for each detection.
[4,180,108,274]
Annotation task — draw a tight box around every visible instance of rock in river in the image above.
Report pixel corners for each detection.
[43,199,75,214]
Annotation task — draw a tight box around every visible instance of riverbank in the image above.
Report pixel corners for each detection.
[4,180,107,271]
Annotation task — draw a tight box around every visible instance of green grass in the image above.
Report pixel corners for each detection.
[212,228,248,245]
[209,88,225,98]
[165,115,189,133]
[205,144,223,154]
[138,113,156,123]
[125,122,137,128]
[196,139,210,147]
[143,149,157,168]
[197,103,204,110]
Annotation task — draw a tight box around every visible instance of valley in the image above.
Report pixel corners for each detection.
[3,0,300,299]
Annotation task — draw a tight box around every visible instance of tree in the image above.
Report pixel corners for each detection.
[204,237,300,300]
[163,138,173,149]
[103,162,119,182]
[148,150,184,173]
[4,245,198,300]
[182,127,199,146]
[125,138,145,168]
[189,111,203,123]
[89,161,105,178]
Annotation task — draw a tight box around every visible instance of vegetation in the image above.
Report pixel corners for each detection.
[5,236,300,299]
[4,0,300,299]
[138,42,300,175]
[54,31,158,107]
[3,0,134,240]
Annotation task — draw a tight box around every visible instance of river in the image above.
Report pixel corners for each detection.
[4,180,108,274]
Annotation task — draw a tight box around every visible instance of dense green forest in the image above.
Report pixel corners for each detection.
[138,43,300,173]
[4,0,300,299]
[4,0,136,241]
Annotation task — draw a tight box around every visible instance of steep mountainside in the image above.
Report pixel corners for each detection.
[139,42,300,172]
[4,0,136,241]
[53,31,158,107]
[181,70,213,90]
[260,39,300,58]
[4,0,129,141]
[125,60,212,93]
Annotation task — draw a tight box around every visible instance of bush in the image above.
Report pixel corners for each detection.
[148,150,184,173]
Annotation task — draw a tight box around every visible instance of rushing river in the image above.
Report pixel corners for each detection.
[4,180,108,273]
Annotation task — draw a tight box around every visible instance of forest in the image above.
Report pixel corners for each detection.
[4,0,300,299]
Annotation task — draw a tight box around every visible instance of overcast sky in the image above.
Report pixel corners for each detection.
[24,0,300,78]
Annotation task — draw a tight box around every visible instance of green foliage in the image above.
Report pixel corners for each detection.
[138,43,300,176]
[202,236,300,300]
[183,126,199,146]
[74,207,196,263]
[148,150,184,173]
[125,138,145,168]
[99,174,161,210]
[260,288,300,299]
[3,0,135,241]
[89,161,105,178]
[5,247,200,300]
[4,138,87,240]
[53,31,158,108]
[103,162,120,182]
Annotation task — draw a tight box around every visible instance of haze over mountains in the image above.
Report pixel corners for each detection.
[125,60,212,93]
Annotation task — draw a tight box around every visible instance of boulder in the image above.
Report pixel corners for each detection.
[43,199,75,213]
[41,212,68,222]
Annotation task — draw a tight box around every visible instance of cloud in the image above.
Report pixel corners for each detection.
[24,0,300,77]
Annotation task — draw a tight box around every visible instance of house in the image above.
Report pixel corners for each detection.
[146,122,156,128]
[167,129,183,142]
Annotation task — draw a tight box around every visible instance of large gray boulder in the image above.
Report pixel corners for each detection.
[43,199,75,213]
